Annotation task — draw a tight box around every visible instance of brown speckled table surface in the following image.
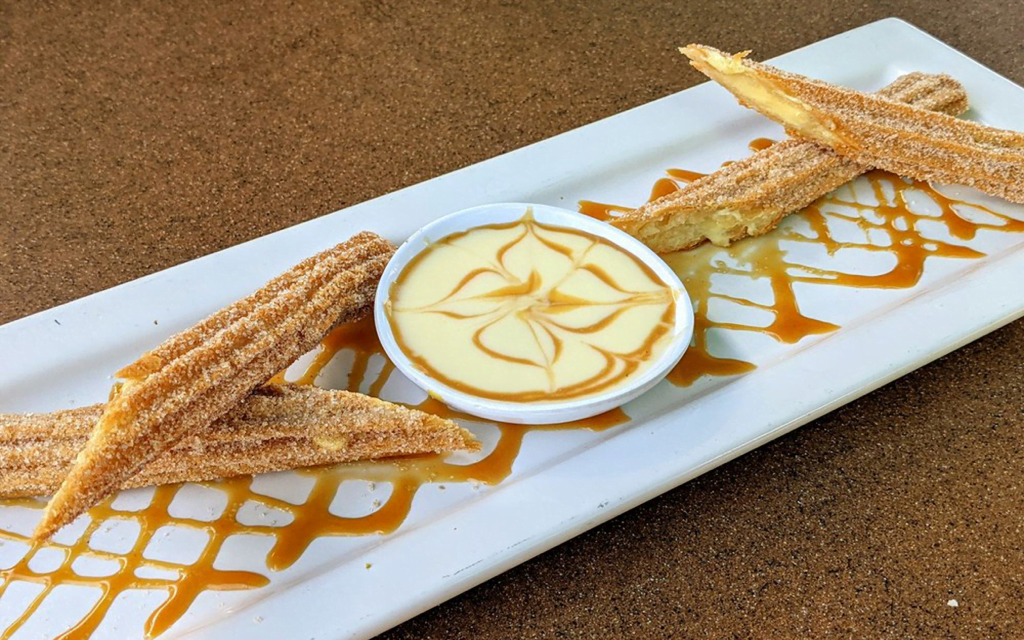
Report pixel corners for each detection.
[2,1,1022,638]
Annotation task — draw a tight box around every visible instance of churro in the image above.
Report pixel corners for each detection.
[681,44,1024,204]
[0,385,478,498]
[34,232,396,540]
[614,72,968,253]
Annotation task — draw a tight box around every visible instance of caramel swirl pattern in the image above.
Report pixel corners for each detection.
[386,212,677,401]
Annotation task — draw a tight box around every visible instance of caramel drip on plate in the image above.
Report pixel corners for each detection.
[578,170,706,221]
[3,139,1023,638]
[580,145,1023,386]
[0,316,627,639]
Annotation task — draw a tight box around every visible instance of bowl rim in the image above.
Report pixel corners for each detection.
[373,202,694,421]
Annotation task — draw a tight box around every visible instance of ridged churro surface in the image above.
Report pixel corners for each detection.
[614,72,968,253]
[34,232,396,539]
[681,44,1024,204]
[0,385,478,498]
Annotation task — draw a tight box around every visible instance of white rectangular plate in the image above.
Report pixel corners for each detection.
[2,18,1023,640]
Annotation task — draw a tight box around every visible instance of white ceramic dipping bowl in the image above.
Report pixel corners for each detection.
[374,203,694,424]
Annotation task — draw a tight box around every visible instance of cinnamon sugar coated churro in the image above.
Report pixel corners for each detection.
[0,385,477,498]
[614,72,968,253]
[34,232,396,540]
[681,45,1024,204]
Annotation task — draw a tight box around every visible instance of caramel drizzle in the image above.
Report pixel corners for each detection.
[387,212,677,401]
[581,139,1024,385]
[0,316,627,639]
[3,137,1023,638]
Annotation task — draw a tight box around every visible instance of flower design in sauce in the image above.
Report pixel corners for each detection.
[385,210,678,402]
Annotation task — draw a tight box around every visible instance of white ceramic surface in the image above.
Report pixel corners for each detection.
[373,202,694,424]
[1,18,1023,640]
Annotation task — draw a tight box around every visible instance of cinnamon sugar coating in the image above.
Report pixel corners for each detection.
[34,232,395,539]
[614,72,968,253]
[1,385,477,498]
[682,45,1024,205]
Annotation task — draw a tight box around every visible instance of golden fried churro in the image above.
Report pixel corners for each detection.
[0,385,478,498]
[34,232,396,540]
[614,72,968,253]
[681,45,1024,204]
